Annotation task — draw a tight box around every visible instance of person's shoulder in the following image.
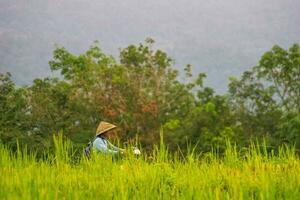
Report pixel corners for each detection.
[93,137,104,143]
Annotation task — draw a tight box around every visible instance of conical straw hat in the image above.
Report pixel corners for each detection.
[96,121,117,136]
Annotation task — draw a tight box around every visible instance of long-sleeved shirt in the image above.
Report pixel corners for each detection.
[92,137,124,154]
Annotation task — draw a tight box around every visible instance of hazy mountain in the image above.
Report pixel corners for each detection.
[0,0,299,93]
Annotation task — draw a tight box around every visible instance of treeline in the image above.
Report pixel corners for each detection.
[1,39,299,154]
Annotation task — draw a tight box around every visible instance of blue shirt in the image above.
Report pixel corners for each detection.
[92,137,123,154]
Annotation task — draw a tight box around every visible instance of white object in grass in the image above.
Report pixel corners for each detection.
[133,147,141,155]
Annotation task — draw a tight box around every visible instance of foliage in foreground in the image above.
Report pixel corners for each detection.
[1,135,300,200]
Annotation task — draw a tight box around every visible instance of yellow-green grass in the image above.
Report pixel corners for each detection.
[1,136,300,200]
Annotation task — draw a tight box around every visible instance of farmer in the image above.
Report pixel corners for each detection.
[92,121,125,154]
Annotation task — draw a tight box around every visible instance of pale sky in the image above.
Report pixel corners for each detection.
[0,0,299,93]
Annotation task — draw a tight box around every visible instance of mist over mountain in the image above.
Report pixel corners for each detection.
[0,0,299,93]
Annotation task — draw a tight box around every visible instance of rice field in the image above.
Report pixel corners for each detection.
[1,135,300,200]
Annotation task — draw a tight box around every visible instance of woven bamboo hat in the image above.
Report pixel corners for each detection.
[96,121,117,136]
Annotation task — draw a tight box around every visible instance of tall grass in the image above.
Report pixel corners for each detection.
[1,134,300,200]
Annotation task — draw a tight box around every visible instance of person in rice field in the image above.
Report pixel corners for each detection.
[92,121,125,155]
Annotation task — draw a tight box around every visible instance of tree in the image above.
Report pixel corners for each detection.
[48,39,199,148]
[0,73,15,128]
[228,44,300,147]
[0,73,29,149]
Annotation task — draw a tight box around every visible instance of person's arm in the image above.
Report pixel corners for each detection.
[106,139,125,152]
[93,138,118,154]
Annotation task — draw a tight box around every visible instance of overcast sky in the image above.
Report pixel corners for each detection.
[0,0,299,93]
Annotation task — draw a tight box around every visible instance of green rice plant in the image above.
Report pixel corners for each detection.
[1,134,300,200]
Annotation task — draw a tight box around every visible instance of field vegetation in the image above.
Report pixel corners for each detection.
[1,134,300,199]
